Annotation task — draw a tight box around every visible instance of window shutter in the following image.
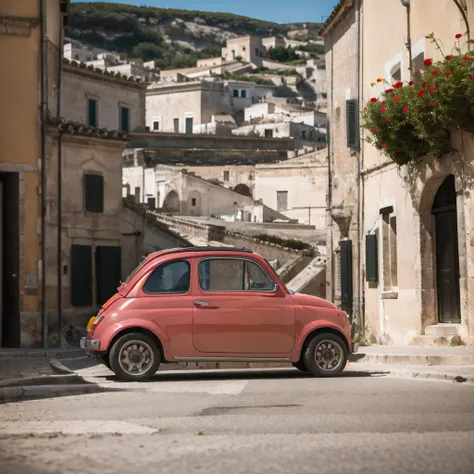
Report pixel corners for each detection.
[84,174,104,213]
[346,99,359,149]
[71,245,93,307]
[365,234,378,283]
[88,99,97,127]
[340,240,353,316]
[96,246,122,305]
[121,107,130,132]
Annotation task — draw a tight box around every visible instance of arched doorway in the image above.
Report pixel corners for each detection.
[431,175,461,323]
[233,183,252,197]
[163,190,180,213]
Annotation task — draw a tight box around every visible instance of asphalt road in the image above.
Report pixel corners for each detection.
[0,368,473,474]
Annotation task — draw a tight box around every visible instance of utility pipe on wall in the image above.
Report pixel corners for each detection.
[40,0,48,348]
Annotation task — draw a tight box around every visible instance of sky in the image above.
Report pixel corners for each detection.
[71,0,340,24]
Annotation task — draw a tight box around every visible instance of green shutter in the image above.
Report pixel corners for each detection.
[340,240,353,317]
[365,234,378,283]
[96,246,122,305]
[185,117,193,134]
[88,99,97,127]
[121,107,130,132]
[84,174,104,213]
[71,245,93,307]
[346,99,359,149]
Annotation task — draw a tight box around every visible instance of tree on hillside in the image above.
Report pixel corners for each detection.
[267,46,300,63]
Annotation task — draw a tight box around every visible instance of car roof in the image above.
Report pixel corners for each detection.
[149,246,254,260]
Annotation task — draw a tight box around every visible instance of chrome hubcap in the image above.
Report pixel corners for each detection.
[315,340,343,371]
[118,340,154,376]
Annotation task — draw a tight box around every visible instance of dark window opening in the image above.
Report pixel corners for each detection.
[120,106,130,132]
[87,98,98,127]
[84,173,104,213]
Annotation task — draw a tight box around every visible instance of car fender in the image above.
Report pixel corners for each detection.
[291,320,351,360]
[99,318,171,358]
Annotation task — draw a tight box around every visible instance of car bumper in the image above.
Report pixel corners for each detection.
[80,337,101,355]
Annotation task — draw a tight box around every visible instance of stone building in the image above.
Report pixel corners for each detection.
[0,0,70,348]
[222,35,265,65]
[322,0,474,345]
[62,59,147,132]
[145,79,277,133]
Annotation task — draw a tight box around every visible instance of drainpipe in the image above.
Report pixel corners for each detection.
[355,0,363,329]
[56,16,64,348]
[326,35,334,303]
[401,1,413,73]
[40,0,48,348]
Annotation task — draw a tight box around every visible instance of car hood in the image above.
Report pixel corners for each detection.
[294,293,337,310]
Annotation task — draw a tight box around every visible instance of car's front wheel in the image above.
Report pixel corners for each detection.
[303,332,348,377]
[109,332,161,381]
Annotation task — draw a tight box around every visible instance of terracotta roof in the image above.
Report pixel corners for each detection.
[319,0,353,37]
[48,117,128,141]
[63,58,146,86]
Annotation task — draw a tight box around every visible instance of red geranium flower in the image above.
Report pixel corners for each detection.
[403,105,409,113]
[385,88,394,93]
[381,108,387,113]
[393,97,400,103]
[393,81,404,89]
[418,90,425,97]
[421,81,427,86]
[432,69,439,76]
[429,86,436,92]
[463,56,470,61]
[370,97,377,102]
[414,70,420,75]
[364,106,368,110]
[446,55,452,61]
[408,81,414,85]
[445,72,452,78]
[424,58,432,67]
[430,103,436,107]
[456,33,463,39]
[471,77,474,81]
[384,117,389,121]
[371,127,376,132]
[382,144,387,148]
[381,100,386,105]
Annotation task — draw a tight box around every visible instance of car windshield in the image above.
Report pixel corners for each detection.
[124,255,148,284]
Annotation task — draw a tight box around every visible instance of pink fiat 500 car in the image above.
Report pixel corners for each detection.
[81,247,358,381]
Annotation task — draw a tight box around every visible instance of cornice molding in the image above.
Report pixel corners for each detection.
[0,15,39,37]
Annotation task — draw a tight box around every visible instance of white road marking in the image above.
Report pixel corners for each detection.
[0,420,158,436]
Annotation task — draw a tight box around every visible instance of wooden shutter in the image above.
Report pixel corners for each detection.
[88,99,97,127]
[121,107,130,132]
[96,246,122,306]
[346,99,359,149]
[340,240,353,316]
[84,174,104,213]
[365,234,378,283]
[185,117,193,134]
[71,245,93,307]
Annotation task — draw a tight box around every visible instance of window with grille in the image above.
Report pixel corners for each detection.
[346,99,359,149]
[276,191,288,211]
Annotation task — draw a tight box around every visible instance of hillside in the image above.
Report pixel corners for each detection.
[68,2,322,69]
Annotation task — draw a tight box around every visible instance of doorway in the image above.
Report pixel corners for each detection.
[432,175,461,323]
[0,172,21,347]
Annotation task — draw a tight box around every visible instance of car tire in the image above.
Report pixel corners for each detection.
[303,332,348,377]
[292,361,308,372]
[100,354,112,370]
[109,332,161,382]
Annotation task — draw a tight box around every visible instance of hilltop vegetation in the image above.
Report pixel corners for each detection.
[68,2,322,69]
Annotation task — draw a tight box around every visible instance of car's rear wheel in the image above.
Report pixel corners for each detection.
[303,332,348,377]
[292,361,308,372]
[109,332,161,381]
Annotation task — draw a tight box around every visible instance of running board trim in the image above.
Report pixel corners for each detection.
[174,357,291,363]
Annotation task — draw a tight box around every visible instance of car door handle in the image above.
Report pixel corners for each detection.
[194,300,217,309]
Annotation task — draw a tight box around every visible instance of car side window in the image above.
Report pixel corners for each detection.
[199,259,275,292]
[143,260,190,294]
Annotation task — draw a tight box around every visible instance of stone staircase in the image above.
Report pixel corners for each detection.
[286,256,327,297]
[411,324,464,347]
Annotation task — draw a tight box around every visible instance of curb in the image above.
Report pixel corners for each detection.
[0,384,106,403]
[49,358,76,375]
[0,373,84,389]
[0,349,84,359]
[388,369,474,384]
[350,353,474,366]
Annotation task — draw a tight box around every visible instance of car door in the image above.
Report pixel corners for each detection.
[192,257,295,355]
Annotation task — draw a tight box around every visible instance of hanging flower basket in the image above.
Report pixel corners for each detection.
[362,34,474,166]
